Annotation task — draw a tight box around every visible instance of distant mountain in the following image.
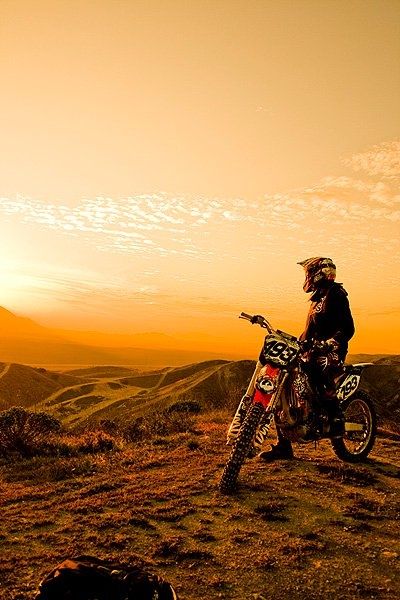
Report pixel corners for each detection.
[54,328,189,349]
[0,306,397,368]
[0,306,53,338]
[374,356,400,365]
[0,306,239,366]
[0,336,234,366]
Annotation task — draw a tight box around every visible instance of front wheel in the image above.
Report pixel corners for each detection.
[331,390,376,462]
[219,403,264,494]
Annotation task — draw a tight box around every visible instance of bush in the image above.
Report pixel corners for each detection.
[76,431,117,454]
[0,406,61,457]
[124,410,195,442]
[98,419,120,436]
[168,401,201,414]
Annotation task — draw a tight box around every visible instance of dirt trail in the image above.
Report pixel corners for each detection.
[0,363,10,380]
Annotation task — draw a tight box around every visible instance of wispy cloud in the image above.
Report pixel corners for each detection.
[0,141,399,272]
[0,141,398,341]
[343,140,400,180]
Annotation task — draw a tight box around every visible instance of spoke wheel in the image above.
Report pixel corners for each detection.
[332,390,376,462]
[219,403,264,494]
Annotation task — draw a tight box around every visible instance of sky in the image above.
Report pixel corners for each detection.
[0,0,399,354]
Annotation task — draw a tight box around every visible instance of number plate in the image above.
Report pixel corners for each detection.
[337,373,361,401]
[261,333,300,367]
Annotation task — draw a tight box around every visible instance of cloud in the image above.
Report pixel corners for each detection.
[343,140,400,180]
[0,141,399,268]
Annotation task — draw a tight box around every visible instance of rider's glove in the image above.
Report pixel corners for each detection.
[250,315,263,325]
[325,337,339,352]
[316,355,329,370]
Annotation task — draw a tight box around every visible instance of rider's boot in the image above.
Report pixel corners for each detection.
[329,413,345,438]
[258,429,294,462]
[326,400,345,439]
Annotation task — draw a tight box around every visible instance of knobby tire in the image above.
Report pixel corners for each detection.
[219,403,264,494]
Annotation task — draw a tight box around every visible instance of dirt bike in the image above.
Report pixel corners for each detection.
[219,312,377,493]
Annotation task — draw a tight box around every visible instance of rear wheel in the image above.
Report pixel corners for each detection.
[219,403,264,494]
[332,390,376,462]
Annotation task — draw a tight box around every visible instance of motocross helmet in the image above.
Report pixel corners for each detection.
[297,257,336,293]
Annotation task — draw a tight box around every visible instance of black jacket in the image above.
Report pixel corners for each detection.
[300,282,355,361]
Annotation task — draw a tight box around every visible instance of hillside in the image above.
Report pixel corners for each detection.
[0,358,399,434]
[347,353,395,364]
[0,363,83,411]
[35,360,254,428]
[361,363,400,431]
[0,412,399,600]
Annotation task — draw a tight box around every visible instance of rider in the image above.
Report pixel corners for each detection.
[259,257,355,461]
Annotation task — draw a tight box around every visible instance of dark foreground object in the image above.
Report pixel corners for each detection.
[35,555,178,600]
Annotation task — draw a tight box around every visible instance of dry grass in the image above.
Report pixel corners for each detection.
[123,409,196,442]
[0,412,399,600]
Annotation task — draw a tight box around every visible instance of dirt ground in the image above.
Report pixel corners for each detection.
[0,412,399,600]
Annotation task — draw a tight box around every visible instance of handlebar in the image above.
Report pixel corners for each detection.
[239,312,254,321]
[239,312,274,334]
[239,312,334,353]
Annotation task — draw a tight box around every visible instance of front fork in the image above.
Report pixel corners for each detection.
[226,363,288,452]
[226,361,263,445]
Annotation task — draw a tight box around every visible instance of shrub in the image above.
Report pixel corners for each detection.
[0,406,61,457]
[99,418,120,436]
[77,431,117,454]
[124,410,195,442]
[168,401,201,414]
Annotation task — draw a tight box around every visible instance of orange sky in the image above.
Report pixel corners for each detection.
[0,0,399,355]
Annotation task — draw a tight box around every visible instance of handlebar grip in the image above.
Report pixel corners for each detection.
[239,312,253,320]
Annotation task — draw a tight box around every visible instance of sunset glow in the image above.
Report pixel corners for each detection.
[1,1,399,356]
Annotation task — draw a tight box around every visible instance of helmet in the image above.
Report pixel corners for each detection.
[297,257,336,293]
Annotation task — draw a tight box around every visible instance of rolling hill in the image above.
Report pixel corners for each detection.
[0,362,82,411]
[0,357,398,433]
[0,359,250,426]
[34,360,255,427]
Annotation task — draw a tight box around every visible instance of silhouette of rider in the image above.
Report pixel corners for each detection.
[259,257,355,461]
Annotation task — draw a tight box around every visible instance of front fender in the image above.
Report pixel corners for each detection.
[253,364,281,408]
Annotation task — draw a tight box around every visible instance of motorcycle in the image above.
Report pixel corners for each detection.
[219,312,377,493]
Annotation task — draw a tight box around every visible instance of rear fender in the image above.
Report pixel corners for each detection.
[254,364,281,408]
